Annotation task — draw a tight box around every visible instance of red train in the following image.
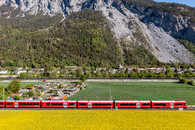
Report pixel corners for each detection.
[0,100,187,109]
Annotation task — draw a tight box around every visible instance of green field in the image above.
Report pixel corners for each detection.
[68,82,195,104]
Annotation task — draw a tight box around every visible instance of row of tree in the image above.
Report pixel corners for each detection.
[17,66,195,79]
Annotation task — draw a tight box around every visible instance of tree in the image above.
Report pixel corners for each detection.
[26,91,34,97]
[178,77,188,84]
[25,84,34,89]
[79,74,88,83]
[0,86,5,100]
[58,84,63,89]
[76,68,82,78]
[188,80,195,86]
[7,80,21,93]
[165,67,174,78]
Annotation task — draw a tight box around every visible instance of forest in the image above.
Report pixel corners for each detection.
[0,10,160,69]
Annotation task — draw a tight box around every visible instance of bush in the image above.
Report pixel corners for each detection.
[178,77,188,84]
[7,80,21,93]
[187,80,195,86]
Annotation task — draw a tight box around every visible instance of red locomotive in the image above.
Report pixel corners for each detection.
[0,100,187,109]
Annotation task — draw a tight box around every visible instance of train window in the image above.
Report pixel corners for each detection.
[19,103,27,105]
[154,103,166,106]
[32,103,39,105]
[175,103,183,106]
[79,103,87,106]
[93,103,112,106]
[46,103,63,105]
[68,103,75,106]
[119,103,136,106]
[142,103,150,106]
[19,103,39,105]
[53,103,63,105]
[0,103,4,105]
[6,103,13,105]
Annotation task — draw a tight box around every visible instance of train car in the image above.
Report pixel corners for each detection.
[115,100,151,109]
[78,101,89,108]
[17,100,41,108]
[5,100,16,108]
[41,100,77,108]
[0,100,5,108]
[173,101,187,108]
[88,101,114,109]
[152,101,175,109]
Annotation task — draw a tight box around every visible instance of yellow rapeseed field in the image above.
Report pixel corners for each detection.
[0,110,194,130]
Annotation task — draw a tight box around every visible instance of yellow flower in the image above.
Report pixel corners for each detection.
[0,110,194,130]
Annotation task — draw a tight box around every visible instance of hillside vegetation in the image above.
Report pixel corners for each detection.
[0,10,159,68]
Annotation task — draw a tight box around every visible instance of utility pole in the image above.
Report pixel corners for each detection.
[109,87,112,100]
[2,87,4,101]
[109,87,113,110]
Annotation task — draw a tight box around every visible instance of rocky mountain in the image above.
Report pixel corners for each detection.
[0,0,195,66]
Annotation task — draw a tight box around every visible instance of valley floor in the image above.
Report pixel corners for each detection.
[1,81,195,104]
[69,82,195,105]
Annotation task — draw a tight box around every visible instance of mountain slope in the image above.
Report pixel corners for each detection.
[0,0,195,66]
[0,10,160,68]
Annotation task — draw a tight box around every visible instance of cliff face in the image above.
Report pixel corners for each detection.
[134,5,195,43]
[0,0,195,64]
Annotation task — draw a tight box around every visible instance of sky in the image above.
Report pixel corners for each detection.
[154,0,195,7]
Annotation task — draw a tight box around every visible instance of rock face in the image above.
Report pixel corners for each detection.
[0,0,195,64]
[136,6,195,43]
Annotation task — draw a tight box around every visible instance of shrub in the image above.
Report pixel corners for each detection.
[187,80,195,86]
[7,80,21,93]
[178,77,188,84]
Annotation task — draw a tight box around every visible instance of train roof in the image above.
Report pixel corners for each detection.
[0,100,186,103]
[115,100,151,103]
[16,100,41,102]
[78,100,89,102]
[5,100,40,102]
[88,100,113,103]
[152,100,186,103]
[41,100,76,102]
